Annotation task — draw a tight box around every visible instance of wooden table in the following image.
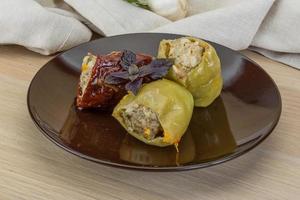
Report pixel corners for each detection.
[0,45,299,200]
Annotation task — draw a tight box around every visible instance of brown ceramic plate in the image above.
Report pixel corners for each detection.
[27,33,281,171]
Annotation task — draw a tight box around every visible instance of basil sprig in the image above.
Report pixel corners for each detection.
[105,50,173,95]
[125,0,150,10]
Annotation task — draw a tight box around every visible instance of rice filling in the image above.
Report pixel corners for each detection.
[120,104,163,140]
[167,38,204,72]
[79,54,96,97]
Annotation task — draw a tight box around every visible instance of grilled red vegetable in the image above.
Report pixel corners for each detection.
[76,51,153,109]
[76,50,173,110]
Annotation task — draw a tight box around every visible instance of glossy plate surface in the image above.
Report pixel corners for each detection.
[27,33,281,171]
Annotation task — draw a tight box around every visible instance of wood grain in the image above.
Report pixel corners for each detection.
[0,45,299,200]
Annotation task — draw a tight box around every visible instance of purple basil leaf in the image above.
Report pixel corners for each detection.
[149,66,170,79]
[109,71,129,79]
[125,78,143,95]
[150,59,173,68]
[139,58,173,79]
[138,64,156,77]
[121,50,136,69]
[128,73,139,81]
[120,62,129,69]
[105,75,127,85]
[128,64,139,75]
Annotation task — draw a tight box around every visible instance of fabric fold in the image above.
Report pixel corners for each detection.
[0,0,299,69]
[64,0,170,36]
[250,47,300,69]
[0,0,92,55]
[252,0,300,53]
[153,0,274,50]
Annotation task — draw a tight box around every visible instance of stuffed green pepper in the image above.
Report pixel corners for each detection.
[158,37,223,107]
[112,79,194,147]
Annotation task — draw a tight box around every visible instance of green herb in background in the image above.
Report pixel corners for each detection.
[124,0,188,21]
[125,0,150,10]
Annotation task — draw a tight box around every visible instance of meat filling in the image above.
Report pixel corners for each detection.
[79,54,97,97]
[167,38,204,72]
[120,104,163,140]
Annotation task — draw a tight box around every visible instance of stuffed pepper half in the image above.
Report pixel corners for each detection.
[112,79,194,147]
[158,37,223,107]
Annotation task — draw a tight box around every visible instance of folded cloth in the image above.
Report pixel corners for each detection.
[0,0,91,55]
[63,0,170,35]
[153,0,274,50]
[64,0,300,68]
[251,0,300,68]
[1,0,299,69]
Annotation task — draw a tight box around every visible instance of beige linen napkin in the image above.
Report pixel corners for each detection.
[64,0,300,69]
[153,0,274,50]
[63,0,170,35]
[0,0,92,55]
[0,0,299,69]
